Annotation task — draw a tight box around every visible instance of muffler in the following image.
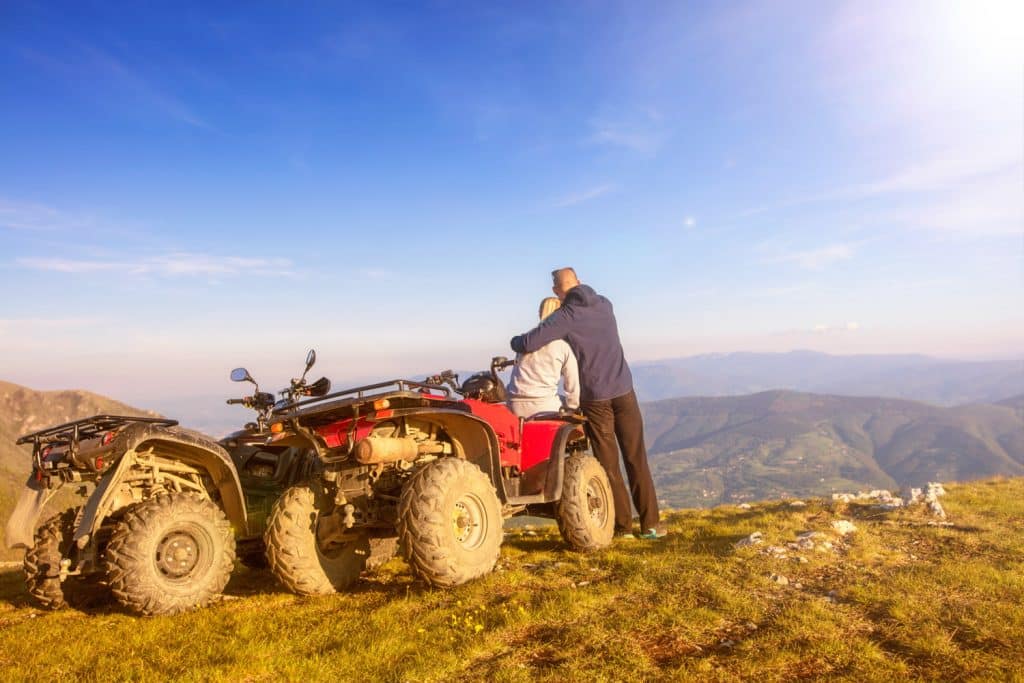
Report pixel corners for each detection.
[354,437,448,464]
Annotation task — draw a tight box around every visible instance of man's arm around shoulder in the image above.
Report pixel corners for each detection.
[510,308,573,354]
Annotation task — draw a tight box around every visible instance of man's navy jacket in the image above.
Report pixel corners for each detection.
[510,284,633,402]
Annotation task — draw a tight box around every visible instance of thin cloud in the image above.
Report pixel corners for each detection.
[738,146,1019,218]
[587,109,666,155]
[769,243,856,271]
[17,252,295,278]
[554,184,617,208]
[19,42,209,129]
[0,198,94,232]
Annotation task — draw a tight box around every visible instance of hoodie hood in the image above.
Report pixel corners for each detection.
[564,284,599,307]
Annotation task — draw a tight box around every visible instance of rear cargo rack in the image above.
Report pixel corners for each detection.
[17,415,178,447]
[284,379,452,412]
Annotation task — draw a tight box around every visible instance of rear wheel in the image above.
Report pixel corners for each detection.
[264,483,370,596]
[24,507,109,610]
[397,458,502,587]
[557,455,615,551]
[105,492,235,616]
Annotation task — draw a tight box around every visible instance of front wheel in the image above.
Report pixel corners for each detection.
[556,455,615,551]
[105,492,235,616]
[397,458,503,588]
[264,484,370,596]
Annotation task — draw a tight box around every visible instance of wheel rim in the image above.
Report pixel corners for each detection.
[155,527,207,580]
[586,476,610,527]
[451,493,488,549]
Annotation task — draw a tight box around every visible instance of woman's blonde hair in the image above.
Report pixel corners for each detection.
[538,296,561,320]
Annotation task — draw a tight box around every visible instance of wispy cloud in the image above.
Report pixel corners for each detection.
[587,108,666,155]
[768,243,857,271]
[738,146,1020,218]
[554,184,617,208]
[811,321,860,334]
[19,43,209,129]
[0,198,94,232]
[17,252,294,278]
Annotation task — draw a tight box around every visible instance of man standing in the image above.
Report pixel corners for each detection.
[510,268,663,539]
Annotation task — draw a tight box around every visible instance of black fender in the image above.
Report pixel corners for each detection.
[513,422,587,506]
[542,423,587,501]
[74,423,247,546]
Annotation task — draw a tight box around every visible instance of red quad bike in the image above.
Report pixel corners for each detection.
[239,353,616,594]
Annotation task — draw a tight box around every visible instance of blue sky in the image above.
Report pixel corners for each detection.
[1,0,1021,405]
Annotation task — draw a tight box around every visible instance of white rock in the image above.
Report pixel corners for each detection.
[789,500,807,508]
[738,503,752,510]
[770,573,789,586]
[832,520,857,535]
[734,532,764,548]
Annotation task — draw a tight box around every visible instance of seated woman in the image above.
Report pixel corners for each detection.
[506,297,579,418]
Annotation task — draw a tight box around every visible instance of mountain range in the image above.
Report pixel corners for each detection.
[642,390,1024,507]
[2,372,1023,556]
[631,351,1024,406]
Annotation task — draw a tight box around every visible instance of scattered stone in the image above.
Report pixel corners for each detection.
[795,556,809,564]
[923,482,947,519]
[745,622,758,631]
[832,520,857,535]
[577,580,590,587]
[794,582,803,590]
[789,500,807,508]
[770,573,789,586]
[738,503,752,510]
[735,532,764,548]
[719,639,736,649]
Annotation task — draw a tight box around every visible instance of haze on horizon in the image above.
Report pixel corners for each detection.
[1,1,1022,404]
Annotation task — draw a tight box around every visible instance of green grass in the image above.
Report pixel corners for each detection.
[2,478,1024,681]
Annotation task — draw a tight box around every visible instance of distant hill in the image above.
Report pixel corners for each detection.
[632,351,1024,406]
[642,390,1024,507]
[0,380,157,558]
[4,379,1024,555]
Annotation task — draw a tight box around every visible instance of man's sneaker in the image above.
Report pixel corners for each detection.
[638,526,667,540]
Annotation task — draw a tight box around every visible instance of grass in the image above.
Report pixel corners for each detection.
[2,478,1023,681]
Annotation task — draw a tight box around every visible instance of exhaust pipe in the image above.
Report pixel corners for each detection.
[354,437,448,464]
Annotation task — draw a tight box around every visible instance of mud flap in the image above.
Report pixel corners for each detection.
[4,476,59,550]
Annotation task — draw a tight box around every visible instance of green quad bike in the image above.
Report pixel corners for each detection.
[5,350,613,615]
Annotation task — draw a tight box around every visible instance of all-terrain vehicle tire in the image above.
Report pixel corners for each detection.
[264,483,371,596]
[24,507,110,610]
[397,457,503,588]
[556,455,615,552]
[105,492,235,616]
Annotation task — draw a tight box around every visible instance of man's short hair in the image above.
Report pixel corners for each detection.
[551,267,578,283]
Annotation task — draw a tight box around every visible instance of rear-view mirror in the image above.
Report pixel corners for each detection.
[231,368,254,383]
